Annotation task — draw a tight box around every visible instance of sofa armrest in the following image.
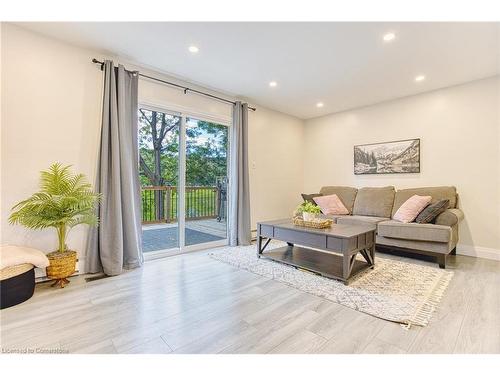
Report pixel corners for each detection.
[434,208,464,227]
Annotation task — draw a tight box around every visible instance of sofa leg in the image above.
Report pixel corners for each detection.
[450,247,457,256]
[437,254,447,269]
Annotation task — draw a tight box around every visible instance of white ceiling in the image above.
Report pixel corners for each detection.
[17,22,500,119]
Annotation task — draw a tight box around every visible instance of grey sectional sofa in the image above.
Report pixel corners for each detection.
[318,185,464,268]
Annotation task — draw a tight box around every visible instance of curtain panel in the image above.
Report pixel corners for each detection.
[86,61,143,275]
[229,102,251,246]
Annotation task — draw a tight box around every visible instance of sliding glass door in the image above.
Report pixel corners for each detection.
[138,108,181,253]
[185,117,228,246]
[138,106,229,256]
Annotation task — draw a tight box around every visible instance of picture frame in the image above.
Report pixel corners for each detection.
[354,138,420,175]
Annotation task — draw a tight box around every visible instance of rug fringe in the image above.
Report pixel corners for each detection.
[408,270,453,327]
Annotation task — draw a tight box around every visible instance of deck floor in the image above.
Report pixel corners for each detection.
[142,219,227,251]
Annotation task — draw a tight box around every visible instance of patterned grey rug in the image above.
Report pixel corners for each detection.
[209,243,454,328]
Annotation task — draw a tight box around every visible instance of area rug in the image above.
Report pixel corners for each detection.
[209,243,454,328]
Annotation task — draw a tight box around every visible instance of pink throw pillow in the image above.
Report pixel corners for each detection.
[313,194,349,215]
[393,195,432,223]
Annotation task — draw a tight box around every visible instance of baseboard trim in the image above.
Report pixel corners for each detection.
[33,244,497,283]
[456,244,500,261]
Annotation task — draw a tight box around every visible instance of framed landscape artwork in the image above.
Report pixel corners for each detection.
[354,138,420,175]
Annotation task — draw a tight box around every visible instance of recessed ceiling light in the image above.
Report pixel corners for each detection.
[316,102,324,108]
[415,75,426,82]
[383,32,396,42]
[269,81,277,87]
[188,45,199,53]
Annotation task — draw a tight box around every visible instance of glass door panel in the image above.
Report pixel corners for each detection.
[138,108,181,253]
[184,117,228,246]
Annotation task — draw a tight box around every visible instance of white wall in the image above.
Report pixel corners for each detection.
[1,23,103,269]
[247,106,304,230]
[303,77,500,257]
[0,23,305,266]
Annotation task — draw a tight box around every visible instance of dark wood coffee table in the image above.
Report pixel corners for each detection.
[257,219,375,285]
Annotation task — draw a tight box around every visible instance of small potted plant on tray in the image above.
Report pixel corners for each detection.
[9,163,100,288]
[294,201,321,222]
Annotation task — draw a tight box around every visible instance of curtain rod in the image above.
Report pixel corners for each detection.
[92,58,256,111]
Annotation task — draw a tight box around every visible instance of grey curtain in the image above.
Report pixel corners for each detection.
[229,102,251,246]
[86,60,143,275]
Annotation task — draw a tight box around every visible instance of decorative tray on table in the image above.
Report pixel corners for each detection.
[292,217,333,229]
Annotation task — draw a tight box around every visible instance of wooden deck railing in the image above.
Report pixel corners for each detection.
[141,186,222,224]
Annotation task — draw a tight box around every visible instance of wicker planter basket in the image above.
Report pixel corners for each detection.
[46,250,77,288]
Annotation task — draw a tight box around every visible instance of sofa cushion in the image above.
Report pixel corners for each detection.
[336,215,388,230]
[352,186,395,218]
[319,186,357,214]
[313,194,349,215]
[376,235,453,255]
[378,220,452,243]
[391,186,457,217]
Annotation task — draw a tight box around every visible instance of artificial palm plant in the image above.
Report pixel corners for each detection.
[9,163,100,287]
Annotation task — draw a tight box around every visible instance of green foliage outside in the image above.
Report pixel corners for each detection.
[138,109,228,221]
[138,109,228,187]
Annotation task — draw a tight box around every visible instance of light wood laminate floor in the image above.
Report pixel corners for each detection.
[1,247,499,354]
